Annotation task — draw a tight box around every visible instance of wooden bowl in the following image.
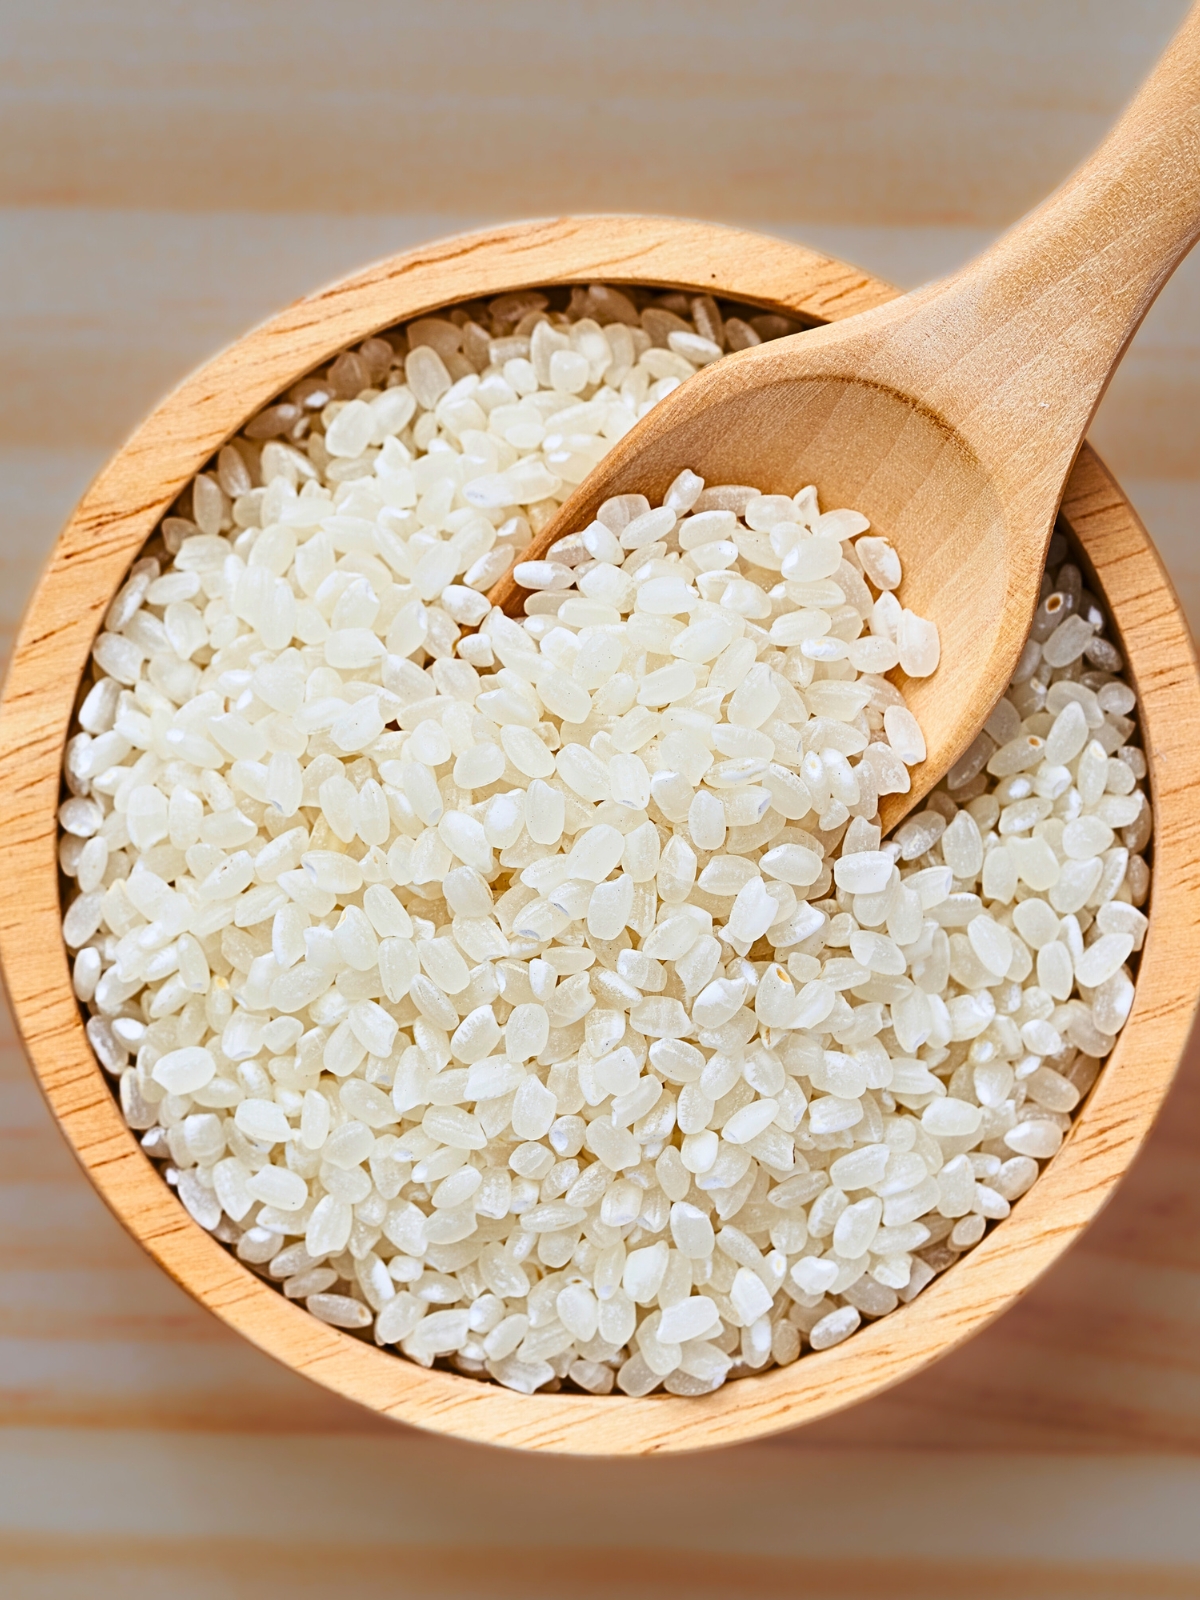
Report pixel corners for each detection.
[1,217,1197,1456]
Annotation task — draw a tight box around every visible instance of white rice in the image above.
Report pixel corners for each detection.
[59,283,1150,1397]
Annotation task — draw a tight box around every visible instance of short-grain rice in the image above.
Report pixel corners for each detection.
[59,282,1149,1397]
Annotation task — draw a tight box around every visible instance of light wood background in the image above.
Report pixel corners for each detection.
[4,1,1200,1593]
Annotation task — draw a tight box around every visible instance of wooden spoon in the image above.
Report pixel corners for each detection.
[489,5,1200,832]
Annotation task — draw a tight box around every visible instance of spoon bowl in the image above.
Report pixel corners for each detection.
[490,350,1007,832]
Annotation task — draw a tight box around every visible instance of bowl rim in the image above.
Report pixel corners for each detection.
[1,214,1197,1456]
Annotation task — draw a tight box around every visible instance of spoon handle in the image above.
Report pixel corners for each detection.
[896,1,1200,480]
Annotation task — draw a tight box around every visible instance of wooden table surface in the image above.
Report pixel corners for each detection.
[3,2,1200,1593]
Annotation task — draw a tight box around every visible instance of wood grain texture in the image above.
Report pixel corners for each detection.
[8,1540,1200,1600]
[7,1430,1200,1597]
[0,217,1196,1456]
[492,5,1200,832]
[2,0,1189,227]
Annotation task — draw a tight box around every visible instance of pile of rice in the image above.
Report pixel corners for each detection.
[58,284,1150,1397]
